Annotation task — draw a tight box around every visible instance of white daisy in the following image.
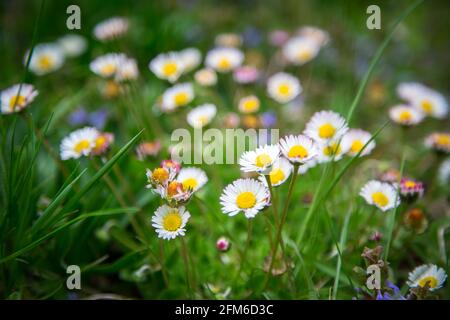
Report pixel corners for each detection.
[161,83,194,111]
[359,180,400,212]
[149,52,184,83]
[205,47,244,73]
[151,205,190,240]
[93,16,129,42]
[296,158,317,175]
[57,34,87,57]
[407,264,447,291]
[316,139,349,163]
[220,178,270,218]
[304,110,349,143]
[267,72,302,104]
[279,134,318,164]
[115,57,139,82]
[283,36,320,66]
[179,48,202,73]
[238,95,260,114]
[26,43,65,76]
[60,127,99,160]
[397,82,448,119]
[389,105,424,126]
[296,26,330,47]
[187,103,217,128]
[194,68,217,86]
[176,167,208,192]
[341,129,376,157]
[239,144,280,174]
[1,84,38,114]
[259,157,292,187]
[90,53,127,78]
[424,132,450,154]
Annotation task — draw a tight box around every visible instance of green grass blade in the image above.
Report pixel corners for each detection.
[0,207,139,264]
[332,208,352,300]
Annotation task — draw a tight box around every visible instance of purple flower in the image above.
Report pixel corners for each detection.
[260,111,277,128]
[88,108,109,129]
[242,27,262,47]
[68,107,88,126]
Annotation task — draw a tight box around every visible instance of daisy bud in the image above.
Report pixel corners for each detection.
[216,237,230,252]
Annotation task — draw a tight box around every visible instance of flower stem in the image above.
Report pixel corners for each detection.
[159,240,169,288]
[180,236,194,298]
[264,163,299,288]
[233,219,253,284]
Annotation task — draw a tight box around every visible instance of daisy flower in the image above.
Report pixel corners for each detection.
[26,43,65,76]
[205,47,244,73]
[267,72,302,104]
[93,16,129,42]
[57,34,87,58]
[220,178,270,218]
[136,141,161,160]
[238,95,260,114]
[407,264,447,291]
[161,159,181,174]
[161,83,194,111]
[341,129,376,157]
[90,53,126,78]
[60,127,99,160]
[389,105,424,126]
[359,180,400,212]
[399,178,425,200]
[304,110,349,143]
[146,167,171,188]
[194,68,217,86]
[282,36,320,65]
[397,82,448,119]
[1,84,38,114]
[239,144,280,174]
[424,132,450,154]
[187,103,217,128]
[316,139,349,163]
[91,132,114,156]
[233,66,260,84]
[179,48,202,73]
[151,205,190,240]
[156,181,194,204]
[279,134,318,164]
[259,157,292,187]
[149,52,184,83]
[115,57,139,82]
[404,208,428,234]
[296,26,330,47]
[177,167,208,192]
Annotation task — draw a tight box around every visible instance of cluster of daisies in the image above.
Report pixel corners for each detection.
[388,82,449,154]
[220,109,377,218]
[60,127,114,160]
[145,160,208,240]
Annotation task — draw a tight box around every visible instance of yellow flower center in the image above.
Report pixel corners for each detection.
[74,139,90,154]
[182,178,198,190]
[421,100,433,114]
[100,63,116,75]
[418,276,438,289]
[278,83,290,96]
[350,140,364,153]
[198,115,209,126]
[436,134,450,147]
[162,212,182,231]
[9,95,26,111]
[323,143,341,156]
[255,153,272,168]
[242,98,259,113]
[95,135,106,149]
[152,168,169,183]
[37,55,54,71]
[371,192,388,207]
[270,168,285,185]
[236,191,256,209]
[399,110,412,122]
[404,180,416,188]
[318,123,336,138]
[162,62,178,77]
[288,145,308,158]
[174,92,189,106]
[297,49,312,61]
[217,57,231,70]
